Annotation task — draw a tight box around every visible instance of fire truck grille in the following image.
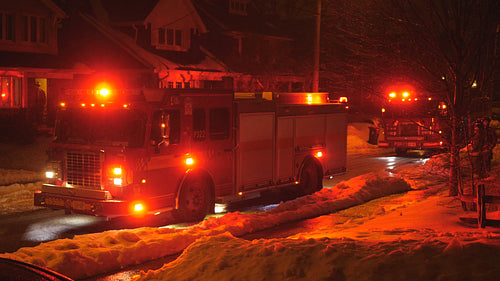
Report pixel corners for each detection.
[66,152,102,189]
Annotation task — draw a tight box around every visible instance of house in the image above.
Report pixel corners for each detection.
[0,0,310,142]
[0,0,72,141]
[91,0,307,91]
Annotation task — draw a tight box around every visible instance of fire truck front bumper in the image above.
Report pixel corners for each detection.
[34,184,134,217]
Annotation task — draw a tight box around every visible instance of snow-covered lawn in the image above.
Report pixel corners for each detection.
[1,123,499,281]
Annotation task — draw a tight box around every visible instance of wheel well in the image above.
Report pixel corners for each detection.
[176,169,215,210]
[299,156,323,183]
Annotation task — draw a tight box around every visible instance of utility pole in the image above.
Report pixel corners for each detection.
[312,0,321,92]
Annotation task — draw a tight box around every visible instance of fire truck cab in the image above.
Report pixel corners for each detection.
[378,88,448,155]
[35,88,347,221]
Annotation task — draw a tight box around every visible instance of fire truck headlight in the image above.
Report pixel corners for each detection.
[113,178,123,186]
[46,171,55,179]
[113,167,122,175]
[45,161,62,183]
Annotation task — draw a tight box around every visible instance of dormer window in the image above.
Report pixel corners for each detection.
[229,0,248,16]
[157,27,183,49]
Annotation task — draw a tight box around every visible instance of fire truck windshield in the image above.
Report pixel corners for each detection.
[54,108,146,147]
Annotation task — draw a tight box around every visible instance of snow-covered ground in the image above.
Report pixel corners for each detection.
[1,123,500,281]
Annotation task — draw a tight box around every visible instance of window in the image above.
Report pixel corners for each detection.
[192,108,206,141]
[5,13,15,41]
[184,82,190,89]
[39,18,47,43]
[21,16,48,43]
[30,16,37,42]
[0,77,21,108]
[158,28,165,44]
[162,28,182,47]
[1,13,15,41]
[176,82,182,88]
[229,0,247,15]
[22,16,29,41]
[166,29,174,45]
[151,110,180,145]
[175,30,182,46]
[168,81,174,88]
[209,108,230,140]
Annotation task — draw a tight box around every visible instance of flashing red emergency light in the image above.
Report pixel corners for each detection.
[134,203,144,212]
[185,157,194,165]
[98,88,110,97]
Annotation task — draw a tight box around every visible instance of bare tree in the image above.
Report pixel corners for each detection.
[323,0,499,195]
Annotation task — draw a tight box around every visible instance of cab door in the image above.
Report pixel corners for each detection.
[191,106,233,197]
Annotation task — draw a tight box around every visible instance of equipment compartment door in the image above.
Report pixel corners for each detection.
[237,112,275,191]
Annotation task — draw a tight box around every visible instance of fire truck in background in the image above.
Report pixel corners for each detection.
[377,87,449,156]
[34,85,348,221]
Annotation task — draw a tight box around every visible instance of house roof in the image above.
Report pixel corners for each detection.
[58,12,154,71]
[41,0,68,18]
[191,0,288,39]
[100,0,159,23]
[0,52,71,69]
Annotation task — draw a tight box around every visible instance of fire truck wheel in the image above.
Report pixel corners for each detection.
[177,175,214,222]
[299,160,322,196]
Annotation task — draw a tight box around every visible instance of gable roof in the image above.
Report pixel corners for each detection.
[100,0,159,23]
[67,11,230,73]
[58,12,154,71]
[191,0,288,39]
[41,0,68,18]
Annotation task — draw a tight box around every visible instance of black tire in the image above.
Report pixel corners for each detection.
[299,160,322,196]
[177,175,214,222]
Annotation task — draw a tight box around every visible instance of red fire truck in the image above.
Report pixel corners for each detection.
[378,88,449,155]
[34,86,348,221]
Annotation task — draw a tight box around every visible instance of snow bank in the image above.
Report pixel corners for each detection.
[0,173,411,279]
[347,123,383,155]
[0,182,44,215]
[135,232,500,281]
[0,169,43,186]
